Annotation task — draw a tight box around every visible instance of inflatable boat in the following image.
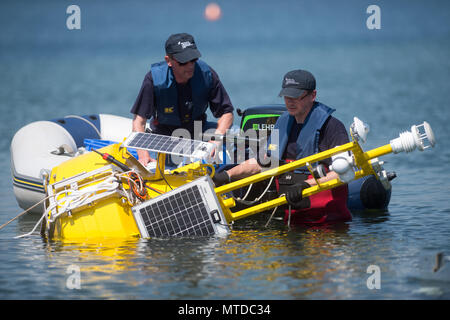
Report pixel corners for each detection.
[10,114,135,213]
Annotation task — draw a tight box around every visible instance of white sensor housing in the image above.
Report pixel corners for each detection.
[350,117,370,143]
[330,152,355,183]
[390,121,435,153]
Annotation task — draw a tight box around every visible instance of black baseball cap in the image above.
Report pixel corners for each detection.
[278,70,316,98]
[165,33,202,63]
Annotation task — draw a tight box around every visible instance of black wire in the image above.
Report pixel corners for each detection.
[157,161,173,190]
[143,181,163,195]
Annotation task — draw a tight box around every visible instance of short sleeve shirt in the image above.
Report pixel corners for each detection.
[130,64,234,135]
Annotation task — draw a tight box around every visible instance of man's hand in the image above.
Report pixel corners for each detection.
[208,140,222,159]
[210,112,233,158]
[132,114,157,167]
[285,181,311,209]
[137,150,156,167]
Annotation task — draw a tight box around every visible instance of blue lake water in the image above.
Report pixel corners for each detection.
[0,0,449,300]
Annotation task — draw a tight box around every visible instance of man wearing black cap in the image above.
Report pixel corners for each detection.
[214,69,352,225]
[131,33,234,165]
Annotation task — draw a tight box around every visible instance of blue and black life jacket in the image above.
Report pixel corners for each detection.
[271,102,335,171]
[150,60,213,126]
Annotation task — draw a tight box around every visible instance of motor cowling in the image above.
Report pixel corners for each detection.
[238,105,286,134]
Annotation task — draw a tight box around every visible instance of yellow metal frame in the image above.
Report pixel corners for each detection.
[213,141,394,222]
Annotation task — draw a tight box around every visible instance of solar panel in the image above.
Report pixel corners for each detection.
[122,132,214,161]
[132,176,229,238]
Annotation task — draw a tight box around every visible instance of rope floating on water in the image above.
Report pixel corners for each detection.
[0,195,51,231]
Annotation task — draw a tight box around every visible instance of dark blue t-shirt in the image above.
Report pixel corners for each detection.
[282,116,349,166]
[130,65,234,136]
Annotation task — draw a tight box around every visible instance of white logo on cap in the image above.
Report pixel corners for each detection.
[178,41,193,49]
[285,77,299,85]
